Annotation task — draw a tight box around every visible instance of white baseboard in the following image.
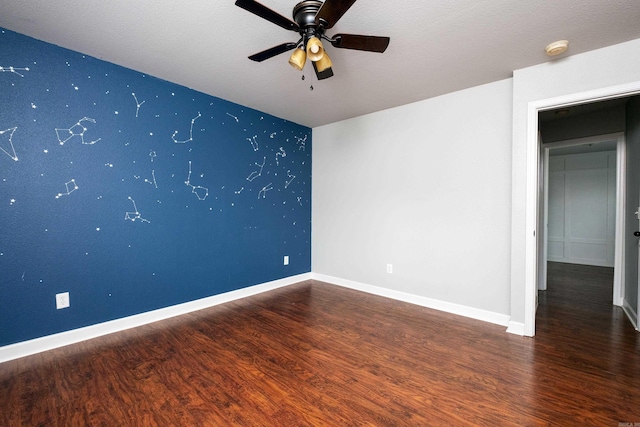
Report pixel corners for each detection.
[311,273,511,329]
[0,273,311,364]
[622,299,638,331]
[506,321,526,336]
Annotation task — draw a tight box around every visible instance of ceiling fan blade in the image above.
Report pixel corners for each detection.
[235,0,299,32]
[315,0,358,29]
[330,34,390,53]
[248,42,298,62]
[313,61,334,80]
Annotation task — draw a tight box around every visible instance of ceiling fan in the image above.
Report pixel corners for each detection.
[235,0,390,80]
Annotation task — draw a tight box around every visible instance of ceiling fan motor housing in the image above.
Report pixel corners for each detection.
[293,1,323,28]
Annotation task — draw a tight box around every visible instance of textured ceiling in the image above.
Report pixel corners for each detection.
[1,0,640,128]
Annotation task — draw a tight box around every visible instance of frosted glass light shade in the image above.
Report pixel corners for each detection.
[306,37,325,62]
[289,47,307,70]
[315,51,332,72]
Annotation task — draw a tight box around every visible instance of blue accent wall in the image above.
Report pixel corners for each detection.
[0,29,311,346]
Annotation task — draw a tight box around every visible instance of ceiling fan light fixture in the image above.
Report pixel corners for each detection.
[236,0,391,81]
[315,51,332,72]
[306,36,325,61]
[288,47,307,70]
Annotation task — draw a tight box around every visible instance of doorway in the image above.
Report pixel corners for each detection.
[538,131,622,310]
[524,84,640,337]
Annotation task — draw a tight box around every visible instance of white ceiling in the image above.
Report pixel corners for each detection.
[1,0,640,128]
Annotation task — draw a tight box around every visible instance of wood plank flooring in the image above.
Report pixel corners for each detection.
[1,262,639,425]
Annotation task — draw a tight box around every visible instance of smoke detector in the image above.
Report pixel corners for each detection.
[545,40,569,56]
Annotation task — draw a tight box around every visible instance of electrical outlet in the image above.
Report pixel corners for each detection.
[284,255,289,266]
[56,292,70,309]
[387,264,393,274]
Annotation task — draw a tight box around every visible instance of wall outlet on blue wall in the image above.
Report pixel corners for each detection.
[284,256,289,265]
[56,292,70,310]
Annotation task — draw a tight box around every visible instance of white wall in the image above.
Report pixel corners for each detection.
[313,79,513,321]
[312,37,640,333]
[511,38,640,330]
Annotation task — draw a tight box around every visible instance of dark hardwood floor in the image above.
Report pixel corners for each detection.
[2,263,639,426]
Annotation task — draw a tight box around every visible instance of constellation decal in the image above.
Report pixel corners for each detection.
[246,135,259,152]
[0,66,29,77]
[258,183,274,199]
[226,113,239,122]
[136,170,158,188]
[124,197,150,223]
[275,147,286,165]
[55,179,78,199]
[270,132,277,139]
[285,170,296,188]
[246,157,266,182]
[235,187,244,194]
[295,134,307,151]
[0,127,19,161]
[145,170,158,188]
[172,112,201,144]
[55,117,101,145]
[185,161,209,200]
[149,150,157,162]
[297,196,303,206]
[132,92,146,118]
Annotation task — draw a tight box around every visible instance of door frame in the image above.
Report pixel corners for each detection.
[540,133,625,304]
[524,81,640,337]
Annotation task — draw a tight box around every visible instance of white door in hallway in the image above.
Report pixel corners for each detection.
[547,151,616,267]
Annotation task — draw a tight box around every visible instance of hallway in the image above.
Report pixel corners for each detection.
[535,262,640,424]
